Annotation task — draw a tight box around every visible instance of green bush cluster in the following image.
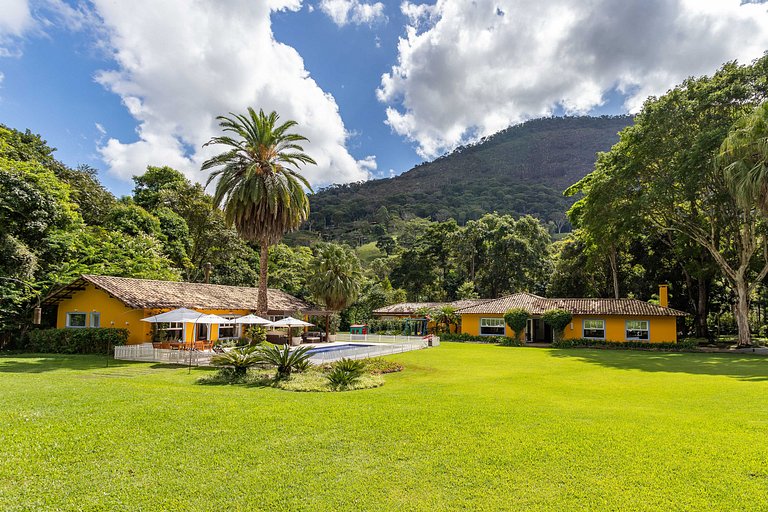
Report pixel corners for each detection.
[440,332,523,346]
[552,338,698,351]
[327,358,366,390]
[362,357,404,374]
[25,328,128,354]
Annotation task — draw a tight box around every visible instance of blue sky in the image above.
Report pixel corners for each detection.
[1,0,767,197]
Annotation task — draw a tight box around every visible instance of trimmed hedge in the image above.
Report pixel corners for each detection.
[26,328,129,354]
[440,333,524,346]
[552,338,698,351]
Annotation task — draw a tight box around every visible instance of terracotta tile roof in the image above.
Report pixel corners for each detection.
[44,275,322,314]
[456,293,544,314]
[456,292,687,317]
[372,302,445,315]
[372,299,495,315]
[448,299,494,310]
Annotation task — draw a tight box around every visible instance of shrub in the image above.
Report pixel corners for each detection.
[440,333,498,343]
[440,333,523,346]
[25,328,128,354]
[244,325,267,345]
[504,308,529,342]
[552,338,698,351]
[210,346,261,377]
[326,358,365,390]
[362,357,403,374]
[541,309,573,341]
[258,344,313,379]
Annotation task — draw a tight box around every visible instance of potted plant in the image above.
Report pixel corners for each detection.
[327,314,340,342]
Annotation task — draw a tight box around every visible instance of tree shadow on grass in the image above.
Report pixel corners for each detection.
[548,349,768,382]
[0,353,135,373]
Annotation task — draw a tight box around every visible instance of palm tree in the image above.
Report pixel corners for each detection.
[717,101,768,213]
[202,108,316,315]
[308,243,363,339]
[432,305,458,334]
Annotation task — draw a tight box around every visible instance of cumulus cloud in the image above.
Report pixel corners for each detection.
[319,0,386,26]
[379,0,768,158]
[356,154,377,177]
[85,0,369,187]
[0,0,34,56]
[0,0,33,37]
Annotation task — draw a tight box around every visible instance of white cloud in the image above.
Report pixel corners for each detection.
[0,0,33,56]
[0,0,33,37]
[84,0,369,187]
[319,0,386,26]
[356,154,377,177]
[379,0,768,158]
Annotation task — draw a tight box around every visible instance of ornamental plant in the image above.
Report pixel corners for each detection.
[504,308,529,342]
[541,309,573,342]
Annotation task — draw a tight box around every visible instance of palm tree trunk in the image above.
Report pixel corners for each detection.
[257,241,269,316]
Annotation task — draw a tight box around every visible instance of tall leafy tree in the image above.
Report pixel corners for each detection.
[202,108,315,313]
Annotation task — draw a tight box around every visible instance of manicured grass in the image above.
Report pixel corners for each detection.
[2,344,768,510]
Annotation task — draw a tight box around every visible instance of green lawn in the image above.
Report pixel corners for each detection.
[2,344,768,511]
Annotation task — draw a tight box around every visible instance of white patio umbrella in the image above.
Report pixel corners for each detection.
[269,317,314,343]
[232,314,272,325]
[141,307,209,324]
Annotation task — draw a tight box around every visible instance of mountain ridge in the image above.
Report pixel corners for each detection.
[300,115,633,243]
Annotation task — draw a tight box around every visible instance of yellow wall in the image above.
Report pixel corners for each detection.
[459,313,678,343]
[55,284,149,344]
[563,315,677,343]
[55,286,256,345]
[460,314,517,338]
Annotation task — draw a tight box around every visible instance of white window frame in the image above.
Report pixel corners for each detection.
[625,320,650,341]
[66,312,88,328]
[90,312,101,328]
[158,322,184,332]
[217,316,239,340]
[582,319,606,340]
[480,317,506,336]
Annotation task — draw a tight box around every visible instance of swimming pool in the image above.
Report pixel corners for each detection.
[306,343,373,354]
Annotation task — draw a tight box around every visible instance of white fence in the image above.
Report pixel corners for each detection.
[114,345,214,366]
[335,333,439,345]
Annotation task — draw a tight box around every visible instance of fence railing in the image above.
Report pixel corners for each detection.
[114,345,214,366]
[335,333,439,345]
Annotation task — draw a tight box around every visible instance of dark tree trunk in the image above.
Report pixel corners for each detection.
[695,278,710,339]
[608,244,620,299]
[257,241,269,316]
[734,277,752,347]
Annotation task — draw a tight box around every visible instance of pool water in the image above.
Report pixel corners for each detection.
[306,344,373,354]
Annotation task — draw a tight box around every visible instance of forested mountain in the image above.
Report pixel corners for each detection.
[302,116,632,243]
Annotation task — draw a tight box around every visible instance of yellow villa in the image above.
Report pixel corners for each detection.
[42,275,326,345]
[457,286,687,343]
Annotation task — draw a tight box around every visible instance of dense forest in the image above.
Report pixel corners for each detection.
[296,115,632,245]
